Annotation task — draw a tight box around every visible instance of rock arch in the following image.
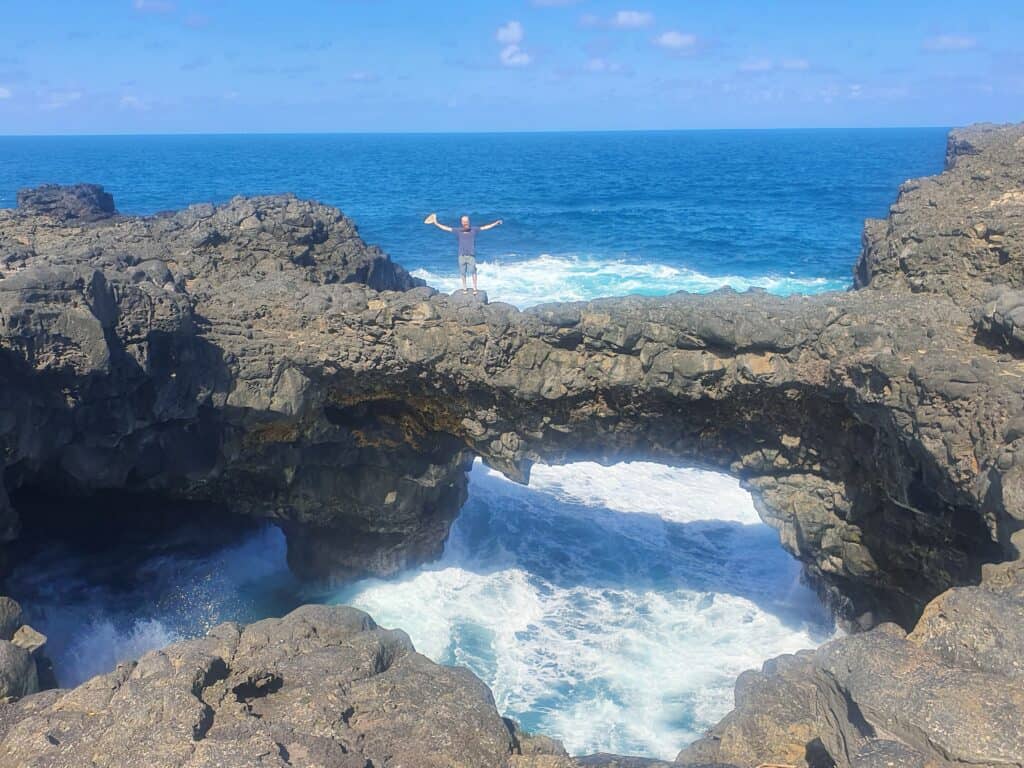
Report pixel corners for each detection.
[1,124,1022,633]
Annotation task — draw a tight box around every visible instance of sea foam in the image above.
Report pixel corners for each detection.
[412,253,847,308]
[331,461,834,758]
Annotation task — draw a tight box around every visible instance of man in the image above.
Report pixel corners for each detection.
[424,213,502,294]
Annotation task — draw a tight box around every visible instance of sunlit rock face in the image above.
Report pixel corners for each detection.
[0,124,1022,637]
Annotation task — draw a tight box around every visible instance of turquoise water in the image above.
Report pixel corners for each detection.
[1,129,947,757]
[0,129,947,305]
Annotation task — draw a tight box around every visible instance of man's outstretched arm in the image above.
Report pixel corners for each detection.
[479,219,503,231]
[424,213,454,231]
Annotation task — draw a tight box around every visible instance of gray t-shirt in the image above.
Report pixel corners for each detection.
[453,226,480,255]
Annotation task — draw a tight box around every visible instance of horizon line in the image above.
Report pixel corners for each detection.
[0,124,955,139]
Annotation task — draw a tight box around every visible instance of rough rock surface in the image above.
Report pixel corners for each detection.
[0,597,49,703]
[0,604,575,768]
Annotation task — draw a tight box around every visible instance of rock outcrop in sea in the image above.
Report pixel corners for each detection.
[0,122,1022,766]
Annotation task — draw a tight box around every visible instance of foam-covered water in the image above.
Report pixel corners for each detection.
[412,253,845,307]
[329,462,834,758]
[7,462,832,759]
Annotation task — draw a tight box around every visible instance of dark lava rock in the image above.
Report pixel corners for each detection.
[0,605,568,767]
[16,183,116,222]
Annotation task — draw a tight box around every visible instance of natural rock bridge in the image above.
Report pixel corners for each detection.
[1,126,1022,635]
[0,124,1023,768]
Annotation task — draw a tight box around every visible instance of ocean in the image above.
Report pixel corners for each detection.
[0,128,948,758]
[0,129,946,305]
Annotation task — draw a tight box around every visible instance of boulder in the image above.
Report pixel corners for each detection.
[10,627,45,657]
[16,183,115,222]
[0,642,37,702]
[0,604,565,768]
[0,598,22,642]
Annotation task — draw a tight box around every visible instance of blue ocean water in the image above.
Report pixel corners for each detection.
[1,130,947,758]
[0,129,947,305]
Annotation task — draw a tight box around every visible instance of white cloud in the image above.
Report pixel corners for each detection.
[496,21,531,67]
[346,71,378,83]
[133,0,176,13]
[611,10,653,28]
[496,20,524,45]
[119,95,148,110]
[0,86,10,99]
[922,34,977,52]
[737,57,811,75]
[654,31,698,51]
[42,91,82,110]
[500,45,532,67]
[583,10,654,28]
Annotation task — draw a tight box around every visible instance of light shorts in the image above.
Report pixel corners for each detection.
[458,253,477,277]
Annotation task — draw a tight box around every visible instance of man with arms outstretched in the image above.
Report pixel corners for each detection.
[424,213,502,294]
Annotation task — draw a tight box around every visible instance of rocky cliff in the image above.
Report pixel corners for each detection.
[0,122,1022,767]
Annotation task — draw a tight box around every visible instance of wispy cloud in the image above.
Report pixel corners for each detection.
[119,95,149,110]
[0,86,10,99]
[582,10,654,29]
[654,30,698,52]
[611,10,653,28]
[132,0,176,13]
[922,34,977,52]
[42,91,82,110]
[738,57,811,74]
[584,57,628,74]
[346,71,378,83]
[496,21,531,67]
[497,20,524,45]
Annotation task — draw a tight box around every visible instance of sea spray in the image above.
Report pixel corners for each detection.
[412,253,847,308]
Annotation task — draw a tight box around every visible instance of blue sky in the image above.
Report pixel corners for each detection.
[0,0,1020,133]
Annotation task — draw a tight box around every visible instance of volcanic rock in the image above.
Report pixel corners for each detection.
[0,604,571,768]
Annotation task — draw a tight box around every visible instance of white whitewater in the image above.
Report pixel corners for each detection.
[412,253,846,308]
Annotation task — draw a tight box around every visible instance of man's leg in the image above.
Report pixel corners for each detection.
[460,257,468,291]
[472,270,478,293]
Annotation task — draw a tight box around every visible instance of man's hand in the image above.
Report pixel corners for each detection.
[480,219,503,231]
[424,213,453,231]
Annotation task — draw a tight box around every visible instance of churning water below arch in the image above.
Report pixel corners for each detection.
[6,460,834,760]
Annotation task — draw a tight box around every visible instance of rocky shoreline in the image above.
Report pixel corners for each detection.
[0,122,1021,766]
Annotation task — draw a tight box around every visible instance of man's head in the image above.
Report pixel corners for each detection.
[460,215,471,229]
